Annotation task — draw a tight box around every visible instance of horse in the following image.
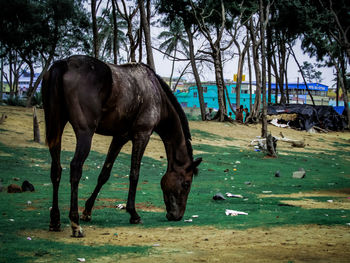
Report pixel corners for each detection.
[42,55,202,237]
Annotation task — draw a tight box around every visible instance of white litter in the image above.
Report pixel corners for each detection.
[192,215,199,218]
[225,209,248,216]
[184,219,193,222]
[226,193,243,198]
[270,118,289,128]
[116,204,125,210]
[327,200,333,203]
[77,258,86,262]
[235,161,241,164]
[262,191,272,194]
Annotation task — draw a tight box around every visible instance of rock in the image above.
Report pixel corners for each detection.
[7,184,22,193]
[22,180,35,192]
[275,171,280,177]
[213,193,226,200]
[292,170,306,179]
[13,177,20,181]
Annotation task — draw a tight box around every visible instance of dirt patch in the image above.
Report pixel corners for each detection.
[23,224,350,262]
[1,106,350,160]
[280,199,350,210]
[259,188,350,198]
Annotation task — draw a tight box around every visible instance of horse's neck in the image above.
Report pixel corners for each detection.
[157,115,191,171]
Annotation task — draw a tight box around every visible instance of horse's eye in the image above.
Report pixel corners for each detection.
[182,181,191,190]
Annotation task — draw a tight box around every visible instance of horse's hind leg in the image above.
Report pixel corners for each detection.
[81,136,128,221]
[69,131,93,237]
[49,141,63,231]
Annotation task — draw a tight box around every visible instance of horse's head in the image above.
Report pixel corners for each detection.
[161,157,202,221]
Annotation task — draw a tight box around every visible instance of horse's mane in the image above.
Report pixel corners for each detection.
[140,63,194,162]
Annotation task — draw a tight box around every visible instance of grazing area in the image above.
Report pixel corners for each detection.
[0,105,350,262]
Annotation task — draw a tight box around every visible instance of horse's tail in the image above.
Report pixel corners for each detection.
[42,60,68,148]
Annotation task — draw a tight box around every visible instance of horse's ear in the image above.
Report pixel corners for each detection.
[193,157,202,175]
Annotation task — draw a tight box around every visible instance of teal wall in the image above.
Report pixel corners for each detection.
[175,84,276,115]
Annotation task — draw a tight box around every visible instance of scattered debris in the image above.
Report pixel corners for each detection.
[226,193,243,198]
[13,177,20,181]
[7,184,22,193]
[262,191,272,194]
[267,104,346,131]
[292,168,306,179]
[192,215,199,218]
[77,258,86,262]
[27,201,32,206]
[225,209,248,216]
[27,237,32,241]
[244,181,252,185]
[116,204,126,210]
[22,180,35,192]
[327,200,333,203]
[213,193,226,200]
[184,219,193,222]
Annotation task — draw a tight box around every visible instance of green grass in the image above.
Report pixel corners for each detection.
[0,129,350,262]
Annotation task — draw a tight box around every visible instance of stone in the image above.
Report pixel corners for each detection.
[7,184,22,193]
[213,193,226,200]
[22,180,35,192]
[292,170,306,179]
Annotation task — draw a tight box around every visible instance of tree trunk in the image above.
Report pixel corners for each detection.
[169,45,177,89]
[260,0,267,138]
[336,56,350,129]
[91,0,99,59]
[213,47,226,121]
[0,55,3,101]
[186,26,206,121]
[139,0,155,70]
[267,24,272,104]
[235,39,249,109]
[111,0,118,64]
[247,40,252,112]
[26,51,55,107]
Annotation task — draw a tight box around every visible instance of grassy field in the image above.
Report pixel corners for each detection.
[0,105,350,262]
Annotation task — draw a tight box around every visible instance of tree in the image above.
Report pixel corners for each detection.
[116,0,140,63]
[139,0,155,70]
[0,0,90,106]
[98,6,127,63]
[158,18,189,90]
[156,0,207,121]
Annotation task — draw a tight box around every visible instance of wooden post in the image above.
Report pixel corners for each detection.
[33,107,40,143]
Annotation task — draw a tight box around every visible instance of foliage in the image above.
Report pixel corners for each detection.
[5,95,26,107]
[298,61,323,83]
[97,7,128,63]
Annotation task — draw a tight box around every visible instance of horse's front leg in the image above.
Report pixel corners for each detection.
[81,136,128,222]
[127,133,150,224]
[69,132,93,237]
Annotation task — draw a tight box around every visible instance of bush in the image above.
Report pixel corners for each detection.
[5,95,26,107]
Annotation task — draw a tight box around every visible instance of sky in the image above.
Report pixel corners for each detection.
[152,37,336,89]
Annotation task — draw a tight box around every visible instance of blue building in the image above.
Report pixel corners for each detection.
[175,82,329,116]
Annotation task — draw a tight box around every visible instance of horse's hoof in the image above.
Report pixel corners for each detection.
[80,212,91,222]
[49,223,61,232]
[130,217,143,224]
[71,227,84,238]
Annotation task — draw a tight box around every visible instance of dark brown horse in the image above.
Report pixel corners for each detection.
[42,55,202,237]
